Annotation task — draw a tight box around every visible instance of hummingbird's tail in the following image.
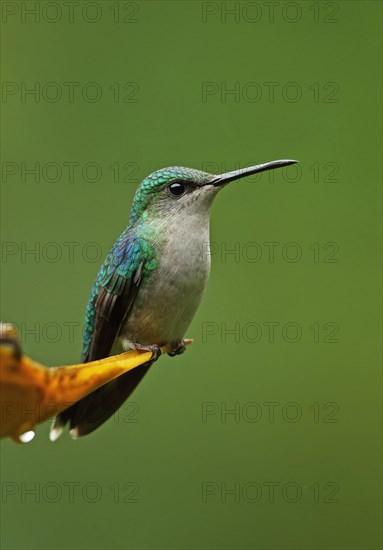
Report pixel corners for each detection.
[50,362,152,440]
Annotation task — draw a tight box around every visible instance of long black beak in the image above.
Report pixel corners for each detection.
[211,159,299,186]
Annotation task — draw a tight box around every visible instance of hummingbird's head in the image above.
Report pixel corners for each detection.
[129,160,298,226]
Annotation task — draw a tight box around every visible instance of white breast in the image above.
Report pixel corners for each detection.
[120,211,211,347]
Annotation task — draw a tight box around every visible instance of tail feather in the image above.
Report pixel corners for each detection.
[50,362,152,439]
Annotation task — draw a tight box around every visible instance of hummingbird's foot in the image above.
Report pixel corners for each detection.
[133,342,161,361]
[168,339,187,357]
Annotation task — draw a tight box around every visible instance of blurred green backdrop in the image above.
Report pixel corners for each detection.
[0,1,382,549]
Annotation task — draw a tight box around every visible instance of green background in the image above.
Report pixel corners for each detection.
[1,1,382,549]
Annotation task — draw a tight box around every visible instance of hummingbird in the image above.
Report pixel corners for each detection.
[50,159,297,440]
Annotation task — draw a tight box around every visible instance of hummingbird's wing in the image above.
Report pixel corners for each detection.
[83,260,145,362]
[51,236,154,439]
[81,234,151,363]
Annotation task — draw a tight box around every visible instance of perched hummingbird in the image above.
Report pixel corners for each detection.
[51,159,297,440]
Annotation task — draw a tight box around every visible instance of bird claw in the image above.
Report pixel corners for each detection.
[168,340,187,357]
[133,342,161,361]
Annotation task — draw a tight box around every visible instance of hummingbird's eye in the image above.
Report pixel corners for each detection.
[167,182,186,197]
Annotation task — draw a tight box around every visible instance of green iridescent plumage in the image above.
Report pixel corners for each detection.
[128,166,210,224]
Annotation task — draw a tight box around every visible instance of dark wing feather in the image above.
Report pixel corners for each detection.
[84,261,143,362]
[53,259,151,438]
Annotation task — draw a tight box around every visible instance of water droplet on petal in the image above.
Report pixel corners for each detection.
[19,431,35,443]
